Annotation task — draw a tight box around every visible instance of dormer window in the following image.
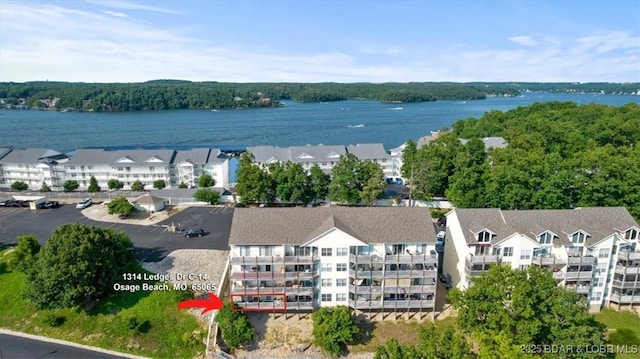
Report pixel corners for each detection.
[539,231,554,245]
[625,228,639,240]
[571,231,588,244]
[477,230,494,243]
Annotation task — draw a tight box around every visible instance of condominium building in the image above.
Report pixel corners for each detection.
[247,143,395,177]
[442,207,640,312]
[0,147,68,190]
[228,207,439,317]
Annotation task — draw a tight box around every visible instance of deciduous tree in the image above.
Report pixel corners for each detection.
[153,179,166,189]
[11,181,28,191]
[311,306,359,356]
[107,196,136,217]
[62,180,79,192]
[197,173,215,188]
[193,188,220,205]
[131,180,145,191]
[107,178,124,190]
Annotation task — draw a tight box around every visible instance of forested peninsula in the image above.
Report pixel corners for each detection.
[1,80,636,112]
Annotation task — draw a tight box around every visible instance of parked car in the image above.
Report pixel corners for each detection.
[44,201,60,209]
[0,199,12,207]
[184,227,205,237]
[76,198,92,209]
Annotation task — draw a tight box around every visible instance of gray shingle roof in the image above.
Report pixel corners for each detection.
[247,146,291,163]
[289,145,346,162]
[229,207,436,246]
[451,207,639,246]
[346,143,391,160]
[0,148,13,160]
[66,149,176,165]
[460,137,507,149]
[133,194,165,204]
[173,148,211,165]
[0,148,61,164]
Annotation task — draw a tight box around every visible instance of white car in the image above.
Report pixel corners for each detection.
[76,198,92,209]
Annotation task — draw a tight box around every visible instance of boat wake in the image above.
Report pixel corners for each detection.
[388,107,404,110]
[347,124,365,128]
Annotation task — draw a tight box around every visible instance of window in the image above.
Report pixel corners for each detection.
[593,292,602,301]
[336,278,347,286]
[321,294,332,302]
[321,279,332,287]
[477,230,493,243]
[539,232,554,245]
[88,165,93,170]
[519,265,530,270]
[572,232,586,244]
[336,248,348,256]
[520,249,532,260]
[149,166,155,172]
[321,263,332,272]
[598,248,610,259]
[239,246,251,256]
[336,293,347,302]
[503,247,514,257]
[259,246,273,256]
[321,248,332,256]
[336,263,347,272]
[625,229,639,240]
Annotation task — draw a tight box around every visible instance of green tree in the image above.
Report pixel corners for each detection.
[153,179,167,189]
[193,188,220,205]
[7,234,41,273]
[449,265,612,359]
[446,138,489,207]
[214,302,253,351]
[311,306,359,356]
[197,173,215,187]
[359,161,386,204]
[374,338,421,359]
[400,138,418,180]
[107,196,136,217]
[39,182,51,192]
[62,180,79,192]
[87,176,101,193]
[277,161,313,204]
[23,223,134,309]
[178,181,188,188]
[235,152,271,204]
[309,164,330,203]
[328,153,363,205]
[131,180,145,191]
[107,178,124,190]
[412,133,463,198]
[11,181,28,191]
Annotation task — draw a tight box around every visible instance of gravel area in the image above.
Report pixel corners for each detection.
[141,249,229,294]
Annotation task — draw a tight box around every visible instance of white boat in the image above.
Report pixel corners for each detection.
[389,107,403,110]
[347,124,365,128]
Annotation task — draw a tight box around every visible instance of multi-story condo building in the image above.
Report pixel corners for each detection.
[0,147,68,190]
[247,143,395,177]
[60,148,231,190]
[228,207,439,318]
[442,207,640,312]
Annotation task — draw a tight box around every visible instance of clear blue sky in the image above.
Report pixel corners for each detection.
[1,0,639,83]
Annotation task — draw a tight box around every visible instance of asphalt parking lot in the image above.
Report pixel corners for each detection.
[0,205,233,262]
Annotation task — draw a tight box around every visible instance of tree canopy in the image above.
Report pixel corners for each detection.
[407,102,640,220]
[449,265,611,359]
[197,173,215,188]
[214,302,253,351]
[311,306,359,356]
[23,223,134,309]
[107,196,136,217]
[328,153,386,205]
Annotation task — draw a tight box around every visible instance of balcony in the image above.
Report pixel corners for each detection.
[384,269,437,279]
[618,252,640,261]
[553,271,565,280]
[564,270,593,281]
[465,254,500,266]
[567,256,596,265]
[351,285,384,293]
[382,285,436,294]
[614,265,640,275]
[230,286,314,296]
[349,269,385,279]
[233,301,287,311]
[230,271,285,280]
[383,253,438,264]
[382,300,435,309]
[284,271,315,279]
[566,285,590,294]
[609,294,640,304]
[612,279,640,289]
[349,254,385,263]
[532,255,566,266]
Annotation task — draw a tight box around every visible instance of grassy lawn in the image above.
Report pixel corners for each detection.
[0,249,207,359]
[595,309,640,359]
[348,316,458,353]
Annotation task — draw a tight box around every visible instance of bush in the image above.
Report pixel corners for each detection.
[107,196,136,217]
[198,173,216,187]
[42,313,66,327]
[108,178,124,190]
[178,181,188,189]
[7,234,41,273]
[63,180,79,192]
[11,181,28,191]
[39,182,51,192]
[153,179,166,189]
[127,316,139,330]
[215,302,253,351]
[193,188,220,205]
[131,180,145,191]
[311,306,359,356]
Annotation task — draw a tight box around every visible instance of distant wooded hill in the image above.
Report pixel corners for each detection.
[0,80,637,112]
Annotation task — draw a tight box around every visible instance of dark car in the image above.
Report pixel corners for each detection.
[44,201,60,209]
[184,227,205,237]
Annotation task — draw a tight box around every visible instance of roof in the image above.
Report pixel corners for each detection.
[229,207,436,246]
[451,207,639,247]
[460,137,507,149]
[66,149,176,165]
[346,143,391,160]
[0,148,13,160]
[173,148,211,165]
[133,194,165,204]
[289,145,346,162]
[0,148,64,164]
[247,146,291,163]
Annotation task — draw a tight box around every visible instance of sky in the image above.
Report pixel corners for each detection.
[1,0,639,83]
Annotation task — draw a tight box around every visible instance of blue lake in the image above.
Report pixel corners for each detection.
[1,92,638,152]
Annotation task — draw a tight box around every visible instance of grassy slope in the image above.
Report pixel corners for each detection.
[595,309,640,359]
[0,250,206,359]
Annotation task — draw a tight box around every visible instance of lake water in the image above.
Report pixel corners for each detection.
[1,92,638,152]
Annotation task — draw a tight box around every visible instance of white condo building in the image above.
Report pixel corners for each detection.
[0,148,68,190]
[442,207,640,312]
[228,207,439,318]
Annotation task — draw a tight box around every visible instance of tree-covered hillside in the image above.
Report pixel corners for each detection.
[403,101,640,220]
[0,81,517,111]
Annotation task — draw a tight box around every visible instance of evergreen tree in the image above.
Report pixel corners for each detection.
[87,176,101,193]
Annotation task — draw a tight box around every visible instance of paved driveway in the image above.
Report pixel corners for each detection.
[0,205,233,262]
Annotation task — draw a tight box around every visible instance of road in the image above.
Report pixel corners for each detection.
[0,204,233,262]
[0,333,132,359]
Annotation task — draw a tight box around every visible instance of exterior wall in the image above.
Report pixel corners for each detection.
[63,164,110,189]
[0,162,57,189]
[443,211,469,289]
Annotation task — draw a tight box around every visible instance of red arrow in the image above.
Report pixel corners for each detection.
[178,293,224,315]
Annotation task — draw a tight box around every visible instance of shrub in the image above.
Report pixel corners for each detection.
[63,180,79,192]
[11,181,28,191]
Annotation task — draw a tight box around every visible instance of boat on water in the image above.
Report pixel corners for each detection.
[347,124,365,128]
[389,107,403,110]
